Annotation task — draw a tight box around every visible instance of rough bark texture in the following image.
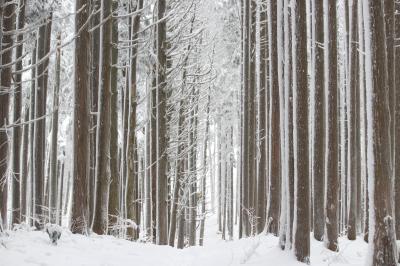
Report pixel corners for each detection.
[293,0,309,263]
[156,0,168,245]
[313,0,325,242]
[108,0,120,236]
[325,0,339,252]
[93,0,112,235]
[256,0,268,234]
[50,33,61,224]
[11,0,25,225]
[71,0,90,234]
[395,0,400,240]
[348,0,359,241]
[0,0,14,228]
[368,0,398,265]
[126,0,143,240]
[267,0,281,236]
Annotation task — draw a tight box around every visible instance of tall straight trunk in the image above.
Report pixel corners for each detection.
[168,97,185,247]
[0,0,15,228]
[29,45,36,226]
[364,0,398,265]
[89,0,101,225]
[93,0,112,235]
[292,0,309,263]
[257,0,268,234]
[188,89,198,246]
[324,0,339,252]
[348,0,359,241]
[126,0,143,240]
[71,0,90,234]
[313,0,325,242]
[20,106,29,222]
[267,0,281,236]
[248,0,257,218]
[199,94,210,246]
[11,0,25,225]
[50,33,61,224]
[241,0,250,237]
[34,14,52,229]
[145,94,152,239]
[108,0,120,236]
[155,0,168,245]
[57,159,64,225]
[395,0,400,240]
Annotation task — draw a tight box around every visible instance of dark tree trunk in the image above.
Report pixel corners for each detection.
[11,0,25,225]
[367,0,398,265]
[108,0,120,236]
[313,0,325,242]
[126,0,143,240]
[293,0,309,263]
[267,0,281,236]
[93,0,112,235]
[0,0,15,229]
[325,0,339,252]
[71,0,90,234]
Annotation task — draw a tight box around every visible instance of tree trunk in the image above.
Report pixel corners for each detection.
[11,0,25,225]
[0,0,15,229]
[108,0,120,236]
[49,33,61,224]
[126,0,144,240]
[365,0,398,265]
[155,0,168,245]
[348,0,360,241]
[292,0,309,263]
[325,0,339,252]
[93,0,112,235]
[71,0,90,234]
[267,0,281,236]
[394,0,400,240]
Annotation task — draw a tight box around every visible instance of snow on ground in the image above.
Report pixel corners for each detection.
[0,217,368,266]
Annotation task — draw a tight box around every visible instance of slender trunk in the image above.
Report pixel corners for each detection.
[71,0,90,234]
[348,0,359,241]
[325,0,339,252]
[108,0,120,236]
[49,33,61,224]
[11,0,25,225]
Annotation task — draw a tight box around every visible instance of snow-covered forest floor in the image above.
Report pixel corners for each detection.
[0,216,368,266]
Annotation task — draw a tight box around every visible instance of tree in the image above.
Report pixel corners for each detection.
[292,0,309,263]
[364,0,398,265]
[126,0,144,240]
[267,0,281,236]
[313,0,325,242]
[49,33,61,224]
[395,0,400,240]
[155,0,168,245]
[108,0,120,236]
[11,0,26,225]
[256,0,268,234]
[325,0,339,252]
[347,0,360,241]
[71,0,90,234]
[0,0,15,228]
[93,0,112,235]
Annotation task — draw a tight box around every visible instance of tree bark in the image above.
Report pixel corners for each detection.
[108,0,120,236]
[11,0,25,225]
[366,0,398,265]
[93,0,112,235]
[71,0,90,234]
[126,0,144,240]
[325,0,339,252]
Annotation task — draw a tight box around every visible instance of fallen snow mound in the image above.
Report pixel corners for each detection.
[0,227,368,266]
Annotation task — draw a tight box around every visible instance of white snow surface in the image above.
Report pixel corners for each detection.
[0,217,368,266]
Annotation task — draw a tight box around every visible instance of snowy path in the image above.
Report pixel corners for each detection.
[0,219,368,266]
